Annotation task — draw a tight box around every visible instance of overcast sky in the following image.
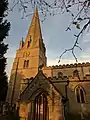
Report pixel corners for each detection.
[6,0,90,77]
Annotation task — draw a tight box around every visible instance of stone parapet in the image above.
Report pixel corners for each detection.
[51,62,90,69]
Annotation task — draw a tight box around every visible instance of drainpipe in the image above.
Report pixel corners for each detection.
[63,79,69,120]
[65,80,69,98]
[81,66,84,80]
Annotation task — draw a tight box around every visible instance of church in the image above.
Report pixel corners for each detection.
[7,8,90,120]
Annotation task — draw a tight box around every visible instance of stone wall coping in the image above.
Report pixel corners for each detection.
[49,62,90,69]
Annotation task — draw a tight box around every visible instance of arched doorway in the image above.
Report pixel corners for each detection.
[33,92,48,120]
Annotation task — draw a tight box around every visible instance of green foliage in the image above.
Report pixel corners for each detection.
[0,0,10,101]
[72,22,80,29]
[7,110,20,120]
[76,24,80,29]
[0,111,20,120]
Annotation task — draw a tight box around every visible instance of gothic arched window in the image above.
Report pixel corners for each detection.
[76,87,80,103]
[73,70,79,77]
[27,60,29,67]
[23,60,29,68]
[23,60,26,68]
[58,72,63,78]
[80,88,85,103]
[33,93,48,120]
[75,86,85,103]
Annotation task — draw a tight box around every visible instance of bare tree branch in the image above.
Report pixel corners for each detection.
[58,19,90,63]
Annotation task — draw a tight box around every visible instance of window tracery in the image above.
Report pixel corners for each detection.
[23,60,29,68]
[75,86,85,103]
[32,93,48,120]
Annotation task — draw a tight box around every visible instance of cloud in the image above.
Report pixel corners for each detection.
[47,57,90,66]
[80,52,90,60]
[47,58,79,66]
[82,33,90,43]
[79,47,90,60]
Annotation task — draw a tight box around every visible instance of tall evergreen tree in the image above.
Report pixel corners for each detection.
[0,0,10,101]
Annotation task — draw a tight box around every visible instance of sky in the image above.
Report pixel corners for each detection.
[6,0,90,78]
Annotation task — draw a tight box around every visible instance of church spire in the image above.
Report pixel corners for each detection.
[24,7,42,48]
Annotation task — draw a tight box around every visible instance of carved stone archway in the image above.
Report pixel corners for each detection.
[34,92,48,120]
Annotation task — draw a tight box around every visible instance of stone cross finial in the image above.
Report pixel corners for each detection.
[38,64,44,71]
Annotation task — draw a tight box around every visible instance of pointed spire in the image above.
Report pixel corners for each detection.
[24,7,42,48]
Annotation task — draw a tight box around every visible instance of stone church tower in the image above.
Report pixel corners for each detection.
[7,8,47,103]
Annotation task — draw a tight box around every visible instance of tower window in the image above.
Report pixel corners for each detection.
[23,60,29,68]
[27,35,32,48]
[24,60,26,68]
[75,86,85,103]
[27,41,30,48]
[27,60,29,67]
